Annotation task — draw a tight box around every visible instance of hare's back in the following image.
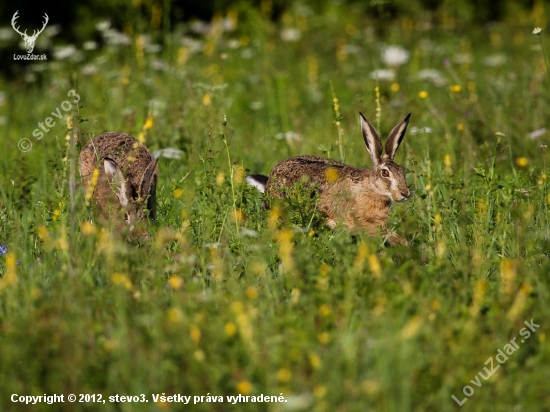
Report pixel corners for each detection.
[267,155,347,193]
[80,132,155,188]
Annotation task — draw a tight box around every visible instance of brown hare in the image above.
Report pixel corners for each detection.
[246,112,411,245]
[79,132,159,239]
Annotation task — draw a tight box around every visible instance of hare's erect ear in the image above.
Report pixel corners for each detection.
[104,158,129,207]
[140,158,158,220]
[140,158,159,198]
[359,112,383,166]
[385,113,411,160]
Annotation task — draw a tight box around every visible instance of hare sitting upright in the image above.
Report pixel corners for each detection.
[79,132,159,238]
[246,112,411,245]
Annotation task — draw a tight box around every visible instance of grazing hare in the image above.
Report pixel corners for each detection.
[79,132,159,238]
[246,112,411,245]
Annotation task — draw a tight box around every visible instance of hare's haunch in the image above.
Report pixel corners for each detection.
[246,112,411,245]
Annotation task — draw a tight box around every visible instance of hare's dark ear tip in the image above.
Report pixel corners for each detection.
[404,113,412,122]
[359,111,366,121]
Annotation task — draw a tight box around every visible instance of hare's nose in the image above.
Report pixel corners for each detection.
[401,191,410,199]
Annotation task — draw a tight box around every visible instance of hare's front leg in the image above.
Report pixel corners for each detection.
[385,230,407,246]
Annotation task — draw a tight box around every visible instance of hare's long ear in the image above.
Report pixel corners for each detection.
[385,113,411,160]
[140,158,159,220]
[359,112,383,167]
[140,158,159,198]
[104,158,129,207]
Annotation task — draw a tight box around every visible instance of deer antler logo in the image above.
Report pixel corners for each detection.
[11,11,49,54]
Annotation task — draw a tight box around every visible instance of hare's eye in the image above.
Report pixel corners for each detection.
[381,169,390,178]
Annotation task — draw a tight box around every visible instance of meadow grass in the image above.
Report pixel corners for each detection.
[1,3,550,411]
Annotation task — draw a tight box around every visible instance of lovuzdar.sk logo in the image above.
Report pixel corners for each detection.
[11,10,48,61]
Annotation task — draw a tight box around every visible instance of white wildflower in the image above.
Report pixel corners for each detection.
[148,99,167,116]
[533,27,542,35]
[103,29,131,46]
[283,393,313,411]
[528,128,547,140]
[181,37,203,53]
[409,126,433,135]
[190,20,211,35]
[145,44,162,53]
[0,27,14,41]
[249,101,263,111]
[275,131,301,144]
[43,25,61,38]
[369,69,395,81]
[241,48,254,59]
[96,21,111,32]
[453,53,473,64]
[281,28,302,42]
[226,39,240,49]
[223,17,237,32]
[239,228,259,238]
[417,69,447,86]
[83,41,97,50]
[53,45,77,60]
[382,45,410,66]
[483,54,507,67]
[150,59,166,71]
[153,148,184,160]
[81,64,98,76]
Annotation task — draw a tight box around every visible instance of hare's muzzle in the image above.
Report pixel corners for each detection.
[396,189,411,202]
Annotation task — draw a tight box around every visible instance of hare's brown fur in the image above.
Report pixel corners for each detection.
[79,132,158,236]
[249,113,412,245]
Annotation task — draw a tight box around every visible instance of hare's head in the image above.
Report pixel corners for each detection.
[103,156,158,234]
[359,112,411,202]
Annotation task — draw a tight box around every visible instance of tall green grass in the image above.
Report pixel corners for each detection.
[1,3,550,411]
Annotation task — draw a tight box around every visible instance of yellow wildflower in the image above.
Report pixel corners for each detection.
[308,353,322,369]
[318,332,330,344]
[224,322,237,336]
[173,188,183,199]
[81,221,97,236]
[167,276,183,290]
[245,286,258,300]
[237,380,252,394]
[277,368,292,383]
[143,113,154,130]
[324,167,339,183]
[318,304,331,317]
[190,325,201,344]
[319,263,331,277]
[313,385,327,398]
[516,157,528,167]
[167,308,184,324]
[111,273,132,290]
[401,315,423,339]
